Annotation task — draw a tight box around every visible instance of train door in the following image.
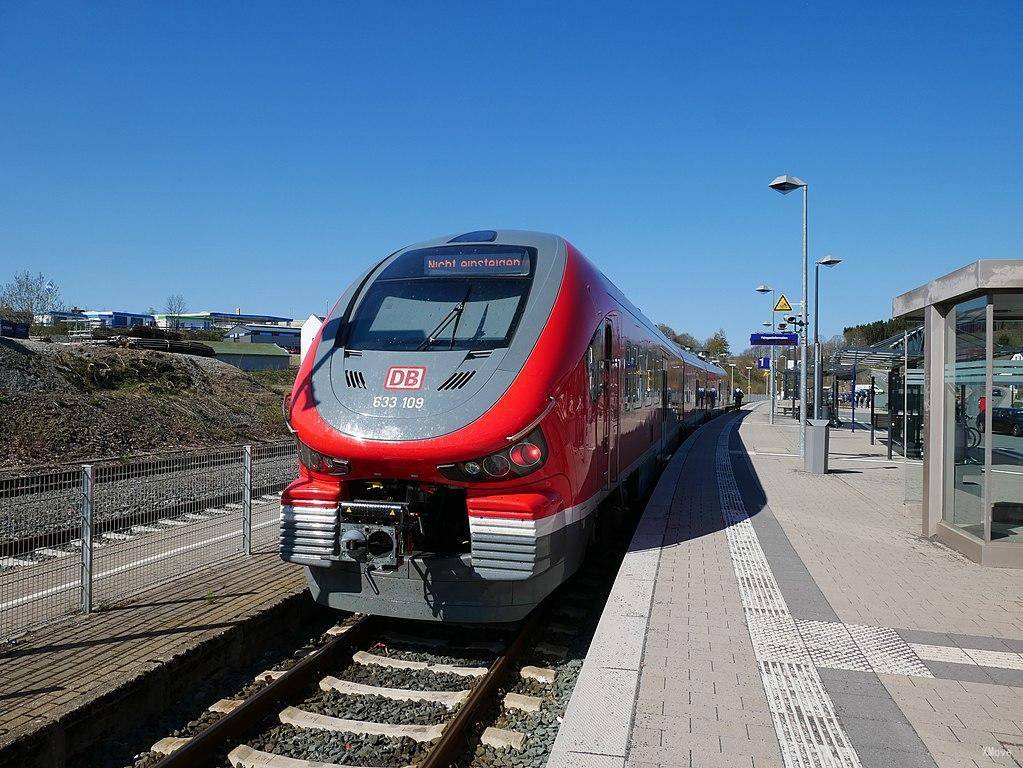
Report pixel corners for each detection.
[661,363,668,450]
[603,317,620,487]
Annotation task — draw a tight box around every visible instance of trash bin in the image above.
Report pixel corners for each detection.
[805,419,830,474]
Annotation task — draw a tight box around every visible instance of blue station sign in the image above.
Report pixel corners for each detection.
[750,332,798,346]
[757,355,771,370]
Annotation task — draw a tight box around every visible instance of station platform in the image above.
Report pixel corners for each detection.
[0,550,311,767]
[550,405,1023,768]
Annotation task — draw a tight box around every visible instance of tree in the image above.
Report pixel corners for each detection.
[164,294,188,330]
[0,271,65,321]
[820,334,846,363]
[657,323,701,351]
[704,328,730,358]
[842,317,913,347]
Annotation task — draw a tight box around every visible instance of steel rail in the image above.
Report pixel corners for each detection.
[150,600,544,768]
[419,604,545,768]
[150,614,378,768]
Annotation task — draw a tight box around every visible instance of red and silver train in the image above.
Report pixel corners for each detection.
[282,230,726,622]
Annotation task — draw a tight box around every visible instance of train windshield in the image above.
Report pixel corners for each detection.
[347,280,530,351]
[344,245,535,352]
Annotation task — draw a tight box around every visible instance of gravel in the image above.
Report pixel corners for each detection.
[242,725,428,767]
[368,642,497,667]
[339,662,475,693]
[108,619,337,768]
[463,560,624,768]
[303,691,452,725]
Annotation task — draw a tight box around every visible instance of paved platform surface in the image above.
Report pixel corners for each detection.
[550,405,1023,768]
[0,550,307,756]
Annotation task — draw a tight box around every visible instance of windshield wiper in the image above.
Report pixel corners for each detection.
[447,286,472,349]
[416,286,472,351]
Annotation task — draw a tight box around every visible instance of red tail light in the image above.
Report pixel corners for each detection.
[509,442,543,467]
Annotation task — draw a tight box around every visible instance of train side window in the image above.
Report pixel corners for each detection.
[586,328,602,403]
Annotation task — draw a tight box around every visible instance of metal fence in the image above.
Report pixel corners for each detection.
[0,441,296,642]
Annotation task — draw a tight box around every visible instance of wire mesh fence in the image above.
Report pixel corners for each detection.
[251,442,297,552]
[0,441,297,642]
[0,468,83,640]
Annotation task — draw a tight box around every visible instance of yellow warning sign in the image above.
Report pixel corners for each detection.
[773,294,793,313]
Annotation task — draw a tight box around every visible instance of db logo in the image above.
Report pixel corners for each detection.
[385,366,426,390]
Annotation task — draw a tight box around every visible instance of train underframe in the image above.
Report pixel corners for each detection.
[302,512,593,623]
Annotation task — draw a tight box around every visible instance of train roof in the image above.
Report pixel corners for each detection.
[403,230,726,378]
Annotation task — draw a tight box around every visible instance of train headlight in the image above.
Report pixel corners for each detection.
[297,439,351,476]
[437,428,547,483]
[482,454,511,478]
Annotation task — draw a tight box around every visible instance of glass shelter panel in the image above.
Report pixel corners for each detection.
[943,296,988,539]
[990,293,1023,543]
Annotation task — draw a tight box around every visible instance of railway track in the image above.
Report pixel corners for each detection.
[0,494,283,582]
[1,445,294,559]
[142,606,558,768]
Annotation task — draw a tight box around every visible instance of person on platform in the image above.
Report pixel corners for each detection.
[733,388,744,408]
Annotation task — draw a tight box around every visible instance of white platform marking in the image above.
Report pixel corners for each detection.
[962,648,1023,670]
[716,420,862,768]
[0,517,278,611]
[910,643,1023,670]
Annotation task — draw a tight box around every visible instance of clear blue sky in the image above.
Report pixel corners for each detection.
[2,2,1021,349]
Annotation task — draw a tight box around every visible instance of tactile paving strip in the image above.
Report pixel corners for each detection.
[716,422,862,768]
[845,623,933,677]
[795,620,872,673]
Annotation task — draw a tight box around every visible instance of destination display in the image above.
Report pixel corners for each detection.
[750,332,798,346]
[424,252,530,276]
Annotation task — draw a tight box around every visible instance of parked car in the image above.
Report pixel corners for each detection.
[990,407,1023,437]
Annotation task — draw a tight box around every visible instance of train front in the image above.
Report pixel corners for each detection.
[281,231,582,622]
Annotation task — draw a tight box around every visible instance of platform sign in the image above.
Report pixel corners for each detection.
[750,332,798,346]
[757,355,770,370]
[773,294,793,313]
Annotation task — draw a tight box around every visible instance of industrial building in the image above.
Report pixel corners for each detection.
[224,324,301,354]
[155,311,293,331]
[204,341,291,371]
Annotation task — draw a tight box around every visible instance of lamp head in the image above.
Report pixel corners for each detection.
[755,284,773,294]
[817,254,842,267]
[769,175,807,194]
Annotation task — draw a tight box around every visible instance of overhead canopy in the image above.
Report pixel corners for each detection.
[834,347,903,368]
[829,326,924,369]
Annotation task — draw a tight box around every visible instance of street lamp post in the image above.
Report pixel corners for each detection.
[813,255,842,419]
[770,174,809,457]
[756,284,776,424]
[729,362,736,402]
[746,365,752,394]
